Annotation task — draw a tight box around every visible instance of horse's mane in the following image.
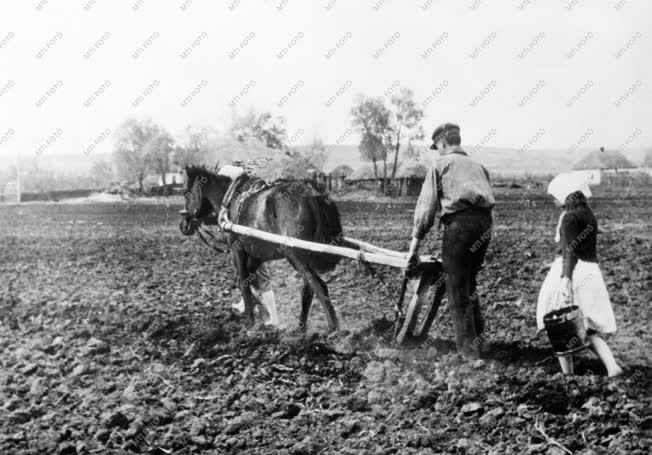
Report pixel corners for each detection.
[184,164,227,190]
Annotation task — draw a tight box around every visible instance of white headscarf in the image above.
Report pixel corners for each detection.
[547,172,592,205]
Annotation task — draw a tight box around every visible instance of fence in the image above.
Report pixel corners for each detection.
[312,175,425,196]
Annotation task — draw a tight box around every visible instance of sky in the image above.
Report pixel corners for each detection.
[0,0,651,170]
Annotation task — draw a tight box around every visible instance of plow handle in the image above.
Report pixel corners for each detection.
[393,272,410,337]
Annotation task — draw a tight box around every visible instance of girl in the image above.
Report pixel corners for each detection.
[537,173,622,377]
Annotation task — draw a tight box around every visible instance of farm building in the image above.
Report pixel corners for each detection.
[329,164,354,179]
[573,147,636,171]
[571,147,637,185]
[396,158,428,179]
[396,158,429,195]
[158,172,185,186]
[349,164,375,179]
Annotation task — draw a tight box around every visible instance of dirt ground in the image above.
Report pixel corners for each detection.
[0,188,650,454]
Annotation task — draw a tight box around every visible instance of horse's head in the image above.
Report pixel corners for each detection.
[179,165,230,236]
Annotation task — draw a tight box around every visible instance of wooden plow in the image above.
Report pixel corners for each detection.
[220,220,446,345]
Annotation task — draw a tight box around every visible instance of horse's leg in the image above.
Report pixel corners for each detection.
[245,257,264,313]
[285,252,339,332]
[232,247,256,324]
[286,254,316,330]
[299,283,314,331]
[311,270,339,332]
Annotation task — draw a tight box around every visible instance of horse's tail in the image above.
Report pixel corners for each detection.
[315,194,343,245]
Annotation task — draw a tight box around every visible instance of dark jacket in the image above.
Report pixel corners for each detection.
[560,191,598,278]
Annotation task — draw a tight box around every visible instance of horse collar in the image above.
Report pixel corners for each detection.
[220,174,269,225]
[221,174,249,213]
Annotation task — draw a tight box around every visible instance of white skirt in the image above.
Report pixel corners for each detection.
[536,257,617,334]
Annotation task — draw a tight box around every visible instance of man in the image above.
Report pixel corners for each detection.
[406,123,495,356]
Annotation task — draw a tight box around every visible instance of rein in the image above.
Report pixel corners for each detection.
[196,226,226,254]
[179,208,227,254]
[183,174,269,256]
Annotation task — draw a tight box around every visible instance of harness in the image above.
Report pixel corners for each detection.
[183,172,270,254]
[218,174,270,229]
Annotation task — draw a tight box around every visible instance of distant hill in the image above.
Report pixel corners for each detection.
[1,143,649,184]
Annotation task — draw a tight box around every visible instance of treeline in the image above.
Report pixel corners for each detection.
[95,110,328,192]
[84,84,429,194]
[2,84,433,195]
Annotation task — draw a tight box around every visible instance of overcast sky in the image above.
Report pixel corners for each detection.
[0,0,650,168]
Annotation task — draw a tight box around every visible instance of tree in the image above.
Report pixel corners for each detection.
[230,110,287,150]
[388,88,424,178]
[358,132,385,180]
[351,97,390,187]
[145,129,174,186]
[90,160,114,188]
[113,118,172,191]
[113,119,156,191]
[173,128,206,168]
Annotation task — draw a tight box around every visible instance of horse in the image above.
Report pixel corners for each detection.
[179,165,345,332]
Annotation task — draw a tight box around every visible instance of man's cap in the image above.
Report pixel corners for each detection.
[430,123,460,149]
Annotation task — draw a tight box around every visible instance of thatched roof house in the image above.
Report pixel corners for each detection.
[396,159,429,178]
[573,147,636,170]
[329,164,354,178]
[350,164,375,179]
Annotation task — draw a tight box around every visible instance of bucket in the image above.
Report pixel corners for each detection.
[543,306,588,355]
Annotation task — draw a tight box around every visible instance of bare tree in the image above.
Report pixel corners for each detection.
[388,88,424,178]
[351,97,390,189]
[145,128,174,186]
[90,160,114,188]
[113,119,156,191]
[358,133,385,181]
[113,118,172,191]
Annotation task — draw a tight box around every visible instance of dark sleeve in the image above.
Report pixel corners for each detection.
[560,212,584,279]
